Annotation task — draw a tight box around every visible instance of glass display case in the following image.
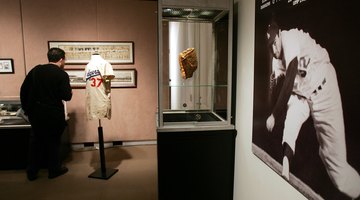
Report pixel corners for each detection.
[0,98,30,128]
[157,0,234,131]
[157,2,236,199]
[0,97,70,169]
[0,97,30,170]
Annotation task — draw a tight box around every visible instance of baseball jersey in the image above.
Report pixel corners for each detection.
[280,29,330,98]
[272,58,285,78]
[84,54,114,120]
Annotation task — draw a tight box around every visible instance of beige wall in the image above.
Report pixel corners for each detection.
[0,0,157,143]
[0,0,25,97]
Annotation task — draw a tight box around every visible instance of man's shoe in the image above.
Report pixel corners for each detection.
[48,166,68,179]
[27,172,38,181]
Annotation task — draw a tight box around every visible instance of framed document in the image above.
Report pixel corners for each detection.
[65,68,137,88]
[112,69,137,88]
[49,41,134,64]
[0,59,14,74]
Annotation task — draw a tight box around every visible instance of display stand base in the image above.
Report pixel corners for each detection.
[88,119,118,180]
[88,168,118,180]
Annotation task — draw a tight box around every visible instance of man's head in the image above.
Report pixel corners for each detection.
[267,22,279,46]
[267,21,282,59]
[47,48,66,69]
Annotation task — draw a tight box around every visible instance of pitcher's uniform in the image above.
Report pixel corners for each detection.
[270,58,310,155]
[84,55,114,120]
[273,28,360,198]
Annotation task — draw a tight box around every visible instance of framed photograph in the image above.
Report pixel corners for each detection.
[252,1,360,200]
[65,68,137,88]
[65,69,86,88]
[112,69,137,88]
[49,41,134,64]
[0,59,14,74]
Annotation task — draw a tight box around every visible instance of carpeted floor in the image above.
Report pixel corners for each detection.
[0,145,158,200]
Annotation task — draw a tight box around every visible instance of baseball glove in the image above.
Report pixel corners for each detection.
[179,48,198,79]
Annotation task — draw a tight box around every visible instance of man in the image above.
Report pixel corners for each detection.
[20,48,72,181]
[265,22,360,199]
[267,58,310,181]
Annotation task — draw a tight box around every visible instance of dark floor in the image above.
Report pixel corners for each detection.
[0,145,158,200]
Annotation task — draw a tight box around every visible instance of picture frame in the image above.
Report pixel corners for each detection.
[0,59,14,74]
[252,1,360,199]
[65,68,137,88]
[49,41,134,64]
[112,69,137,88]
[65,69,86,88]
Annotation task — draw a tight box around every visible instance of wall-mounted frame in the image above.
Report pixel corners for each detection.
[112,69,137,88]
[0,59,14,74]
[252,1,360,199]
[65,68,137,88]
[65,69,85,88]
[49,41,134,64]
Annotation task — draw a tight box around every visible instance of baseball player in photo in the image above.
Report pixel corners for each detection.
[267,58,310,181]
[265,21,360,199]
[84,53,114,120]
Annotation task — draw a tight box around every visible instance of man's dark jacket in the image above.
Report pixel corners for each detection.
[20,64,72,128]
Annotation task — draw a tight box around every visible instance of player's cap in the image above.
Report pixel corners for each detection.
[267,21,279,46]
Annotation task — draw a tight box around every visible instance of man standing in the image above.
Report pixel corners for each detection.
[20,47,72,181]
[267,58,310,181]
[266,22,360,199]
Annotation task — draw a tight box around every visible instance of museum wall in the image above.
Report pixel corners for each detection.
[0,0,25,96]
[0,0,157,143]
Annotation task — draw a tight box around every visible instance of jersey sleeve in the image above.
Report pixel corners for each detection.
[272,58,285,78]
[271,57,298,119]
[282,30,301,70]
[104,62,114,76]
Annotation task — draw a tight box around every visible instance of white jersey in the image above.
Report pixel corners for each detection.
[272,58,285,78]
[84,55,114,120]
[281,29,330,98]
[278,29,360,198]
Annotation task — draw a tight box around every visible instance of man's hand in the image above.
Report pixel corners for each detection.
[266,114,275,132]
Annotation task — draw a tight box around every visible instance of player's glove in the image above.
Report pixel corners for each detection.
[179,48,198,79]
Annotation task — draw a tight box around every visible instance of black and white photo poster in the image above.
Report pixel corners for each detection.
[252,0,360,199]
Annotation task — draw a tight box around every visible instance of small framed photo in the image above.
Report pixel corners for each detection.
[49,41,134,64]
[0,59,14,74]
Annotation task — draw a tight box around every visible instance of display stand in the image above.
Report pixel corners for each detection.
[88,120,118,180]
